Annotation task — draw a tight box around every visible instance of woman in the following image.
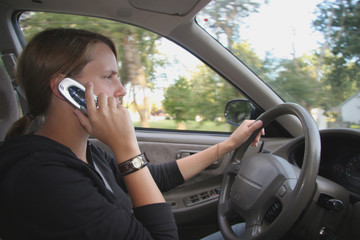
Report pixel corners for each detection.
[0,28,263,239]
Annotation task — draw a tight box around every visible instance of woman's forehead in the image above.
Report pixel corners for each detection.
[85,43,117,70]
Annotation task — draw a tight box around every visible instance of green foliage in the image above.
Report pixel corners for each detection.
[232,41,269,78]
[272,57,323,110]
[163,64,244,124]
[313,0,360,106]
[191,67,227,121]
[162,77,194,122]
[314,0,360,61]
[199,0,262,49]
[321,54,360,108]
[19,12,162,87]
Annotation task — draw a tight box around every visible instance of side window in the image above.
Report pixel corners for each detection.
[19,12,244,132]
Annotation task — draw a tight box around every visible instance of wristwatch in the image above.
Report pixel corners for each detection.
[118,153,149,176]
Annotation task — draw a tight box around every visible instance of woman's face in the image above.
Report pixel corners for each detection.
[76,42,126,104]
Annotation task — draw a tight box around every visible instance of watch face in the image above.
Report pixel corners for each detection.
[132,156,143,169]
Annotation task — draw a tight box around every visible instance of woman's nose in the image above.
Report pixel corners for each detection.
[114,81,127,98]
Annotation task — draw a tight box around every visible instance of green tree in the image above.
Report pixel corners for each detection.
[199,0,263,50]
[162,41,260,126]
[313,0,360,106]
[163,66,242,128]
[162,77,194,129]
[272,56,323,111]
[232,40,269,79]
[190,66,228,122]
[119,27,162,127]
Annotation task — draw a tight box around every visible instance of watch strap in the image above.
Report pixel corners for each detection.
[118,153,149,176]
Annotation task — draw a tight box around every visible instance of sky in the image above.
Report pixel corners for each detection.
[241,0,324,59]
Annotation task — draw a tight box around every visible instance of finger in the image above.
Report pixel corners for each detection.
[108,96,117,109]
[250,121,263,146]
[251,135,260,147]
[250,120,263,130]
[244,119,256,127]
[97,92,108,110]
[85,82,96,113]
[255,132,262,144]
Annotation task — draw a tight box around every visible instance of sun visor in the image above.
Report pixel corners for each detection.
[129,0,201,16]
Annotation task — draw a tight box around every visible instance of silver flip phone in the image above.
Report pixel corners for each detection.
[58,78,98,116]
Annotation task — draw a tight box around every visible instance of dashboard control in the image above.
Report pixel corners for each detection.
[326,199,344,212]
[319,226,338,240]
[265,201,282,223]
[277,185,287,197]
[317,193,344,212]
[184,188,220,207]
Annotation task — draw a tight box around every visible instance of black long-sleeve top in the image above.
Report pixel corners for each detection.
[0,134,185,239]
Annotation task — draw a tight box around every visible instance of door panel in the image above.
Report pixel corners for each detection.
[136,131,262,220]
[91,130,292,238]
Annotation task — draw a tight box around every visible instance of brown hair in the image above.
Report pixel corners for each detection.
[5,28,117,140]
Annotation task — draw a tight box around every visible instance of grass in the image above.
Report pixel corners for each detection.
[133,119,232,132]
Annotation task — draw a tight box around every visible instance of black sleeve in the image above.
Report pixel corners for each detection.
[148,161,185,192]
[134,203,178,239]
[9,159,178,240]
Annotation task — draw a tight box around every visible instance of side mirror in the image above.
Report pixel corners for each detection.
[224,99,255,126]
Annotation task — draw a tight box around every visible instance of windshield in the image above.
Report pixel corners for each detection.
[197,0,360,130]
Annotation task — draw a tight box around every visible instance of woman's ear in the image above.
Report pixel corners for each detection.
[50,74,66,99]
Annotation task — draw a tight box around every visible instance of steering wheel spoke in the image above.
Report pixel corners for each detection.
[218,198,234,218]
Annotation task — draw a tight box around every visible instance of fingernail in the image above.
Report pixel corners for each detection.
[256,121,262,127]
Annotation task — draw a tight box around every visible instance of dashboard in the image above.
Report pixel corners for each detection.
[286,129,360,199]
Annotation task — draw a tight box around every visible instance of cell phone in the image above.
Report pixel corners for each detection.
[58,77,97,116]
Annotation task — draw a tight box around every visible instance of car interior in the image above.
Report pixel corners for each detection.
[0,0,359,239]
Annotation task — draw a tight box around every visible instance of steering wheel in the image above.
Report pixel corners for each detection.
[218,103,321,240]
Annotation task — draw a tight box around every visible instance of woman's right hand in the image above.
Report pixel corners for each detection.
[77,83,165,208]
[73,82,140,162]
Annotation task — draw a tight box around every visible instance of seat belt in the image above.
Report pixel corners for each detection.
[1,51,29,115]
[93,161,114,193]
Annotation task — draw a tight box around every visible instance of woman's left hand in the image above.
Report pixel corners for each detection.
[226,120,265,150]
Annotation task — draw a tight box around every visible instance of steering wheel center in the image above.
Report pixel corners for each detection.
[230,154,298,227]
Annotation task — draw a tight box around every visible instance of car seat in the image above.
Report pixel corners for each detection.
[0,64,18,141]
